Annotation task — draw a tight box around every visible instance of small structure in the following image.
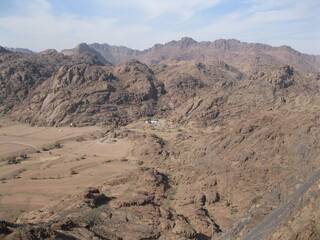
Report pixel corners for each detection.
[145,119,160,125]
[151,120,160,125]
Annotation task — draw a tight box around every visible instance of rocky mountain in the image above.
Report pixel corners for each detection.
[1,40,320,239]
[60,37,320,73]
[61,43,111,65]
[88,43,140,65]
[10,60,164,126]
[0,48,105,114]
[4,47,37,55]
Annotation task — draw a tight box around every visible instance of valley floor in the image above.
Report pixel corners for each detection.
[0,117,135,221]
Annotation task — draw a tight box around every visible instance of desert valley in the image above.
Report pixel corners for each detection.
[0,38,320,240]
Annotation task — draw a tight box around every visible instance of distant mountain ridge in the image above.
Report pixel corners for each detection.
[61,43,111,65]
[5,38,320,71]
[59,37,320,72]
[4,47,37,55]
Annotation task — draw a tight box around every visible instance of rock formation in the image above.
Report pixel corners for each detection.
[1,39,320,239]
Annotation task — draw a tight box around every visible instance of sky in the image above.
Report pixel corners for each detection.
[0,0,319,54]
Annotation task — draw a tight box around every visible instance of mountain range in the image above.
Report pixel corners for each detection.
[1,38,320,240]
[5,37,320,71]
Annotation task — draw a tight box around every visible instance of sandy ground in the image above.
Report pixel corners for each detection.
[0,118,136,221]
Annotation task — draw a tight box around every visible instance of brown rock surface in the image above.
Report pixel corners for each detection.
[83,38,320,72]
[1,39,320,239]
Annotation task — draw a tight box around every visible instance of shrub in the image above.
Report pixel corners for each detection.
[137,161,144,165]
[42,142,62,151]
[76,137,85,142]
[54,142,61,149]
[7,156,20,165]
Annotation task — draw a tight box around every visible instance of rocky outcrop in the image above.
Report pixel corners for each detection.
[0,49,105,114]
[82,187,110,208]
[1,168,222,240]
[9,60,165,126]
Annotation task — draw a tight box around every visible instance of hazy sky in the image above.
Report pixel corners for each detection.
[0,0,319,54]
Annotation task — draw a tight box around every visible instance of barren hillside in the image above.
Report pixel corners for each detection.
[0,40,320,240]
[61,38,320,72]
